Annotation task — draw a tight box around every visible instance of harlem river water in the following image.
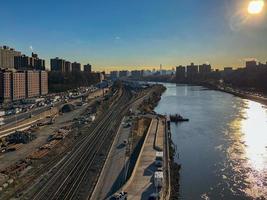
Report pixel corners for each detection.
[154,83,267,200]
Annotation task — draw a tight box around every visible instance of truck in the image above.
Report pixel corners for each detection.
[155,151,163,167]
[154,171,163,188]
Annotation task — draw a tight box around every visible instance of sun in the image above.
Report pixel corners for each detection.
[248,0,264,14]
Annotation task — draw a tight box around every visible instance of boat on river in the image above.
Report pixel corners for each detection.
[169,114,189,122]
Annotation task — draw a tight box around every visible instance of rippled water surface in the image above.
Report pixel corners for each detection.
[154,83,267,200]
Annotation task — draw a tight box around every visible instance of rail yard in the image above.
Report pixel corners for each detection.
[0,82,169,200]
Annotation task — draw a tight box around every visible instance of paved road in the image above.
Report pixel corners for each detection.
[124,117,164,200]
[1,88,105,127]
[91,117,131,200]
[0,89,107,135]
[3,105,52,125]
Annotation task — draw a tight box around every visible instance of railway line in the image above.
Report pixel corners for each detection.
[24,87,132,200]
[0,89,122,200]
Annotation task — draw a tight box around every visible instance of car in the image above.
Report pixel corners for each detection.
[148,193,160,200]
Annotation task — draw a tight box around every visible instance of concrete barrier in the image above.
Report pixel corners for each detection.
[163,117,171,200]
[105,118,154,199]
[122,118,154,190]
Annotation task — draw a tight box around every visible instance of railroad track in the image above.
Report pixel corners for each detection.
[0,89,122,200]
[26,87,132,200]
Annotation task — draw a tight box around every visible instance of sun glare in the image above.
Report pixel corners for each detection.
[248,0,264,14]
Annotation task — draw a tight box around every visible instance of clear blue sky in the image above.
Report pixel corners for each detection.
[0,0,267,71]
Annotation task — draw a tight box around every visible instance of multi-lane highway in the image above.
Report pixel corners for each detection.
[23,86,132,200]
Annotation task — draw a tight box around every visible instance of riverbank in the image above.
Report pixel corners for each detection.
[167,121,181,200]
[201,82,267,106]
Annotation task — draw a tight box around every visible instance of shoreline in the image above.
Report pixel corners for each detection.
[152,81,267,106]
[200,83,267,106]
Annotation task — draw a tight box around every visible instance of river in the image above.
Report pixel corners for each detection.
[154,83,267,200]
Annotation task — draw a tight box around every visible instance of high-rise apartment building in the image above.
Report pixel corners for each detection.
[186,63,198,79]
[65,61,72,73]
[72,62,81,72]
[12,71,26,101]
[84,64,92,73]
[15,53,45,70]
[51,57,65,72]
[246,60,257,69]
[26,71,41,98]
[110,71,119,79]
[0,70,12,102]
[176,66,186,81]
[131,70,143,78]
[0,46,21,69]
[119,70,129,77]
[39,71,48,95]
[199,64,211,74]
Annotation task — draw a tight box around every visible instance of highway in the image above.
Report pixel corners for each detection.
[3,105,52,125]
[1,88,100,128]
[23,86,132,200]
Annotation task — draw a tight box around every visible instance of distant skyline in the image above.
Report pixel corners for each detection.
[1,0,267,71]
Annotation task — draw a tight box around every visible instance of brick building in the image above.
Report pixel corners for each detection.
[39,71,48,95]
[12,71,26,101]
[26,71,40,98]
[0,70,12,102]
[0,46,21,70]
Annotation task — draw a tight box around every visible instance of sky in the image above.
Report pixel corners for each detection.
[0,0,267,72]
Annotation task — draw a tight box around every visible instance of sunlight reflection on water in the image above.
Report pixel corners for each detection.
[228,100,267,198]
[155,84,267,199]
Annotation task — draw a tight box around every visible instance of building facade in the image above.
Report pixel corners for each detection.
[84,64,92,73]
[110,71,119,79]
[246,60,257,69]
[26,71,41,98]
[176,66,186,82]
[131,70,143,78]
[65,61,72,73]
[199,64,211,74]
[15,53,45,70]
[0,70,48,102]
[72,62,81,72]
[0,46,21,70]
[12,71,26,101]
[51,57,66,72]
[0,70,12,102]
[39,71,48,95]
[186,63,198,80]
[119,70,129,78]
